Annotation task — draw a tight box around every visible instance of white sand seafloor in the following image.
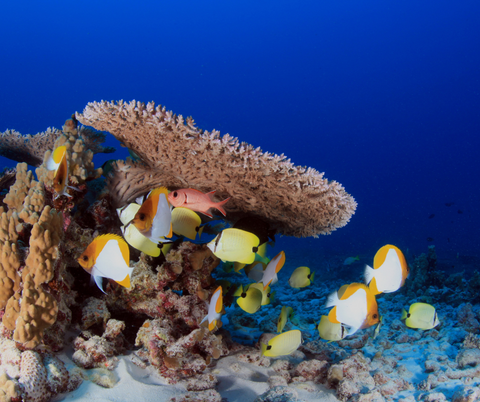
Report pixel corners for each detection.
[52,352,340,402]
[48,288,480,402]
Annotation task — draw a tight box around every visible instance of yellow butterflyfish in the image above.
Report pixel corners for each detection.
[261,330,302,357]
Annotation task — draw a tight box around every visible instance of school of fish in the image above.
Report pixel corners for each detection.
[51,143,441,360]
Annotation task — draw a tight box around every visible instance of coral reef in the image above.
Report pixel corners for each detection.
[76,100,357,237]
[0,120,115,168]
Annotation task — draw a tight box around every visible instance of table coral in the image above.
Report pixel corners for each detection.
[77,100,357,237]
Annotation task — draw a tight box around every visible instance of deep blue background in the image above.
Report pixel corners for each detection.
[1,1,479,262]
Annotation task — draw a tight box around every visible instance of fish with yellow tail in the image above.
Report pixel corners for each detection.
[401,303,440,330]
[117,203,163,257]
[259,251,285,290]
[168,188,230,218]
[207,228,260,264]
[171,207,204,240]
[317,315,348,342]
[364,244,409,295]
[261,330,302,357]
[131,187,173,244]
[201,286,223,331]
[326,282,379,335]
[288,266,314,288]
[277,306,294,333]
[236,285,263,314]
[77,234,134,293]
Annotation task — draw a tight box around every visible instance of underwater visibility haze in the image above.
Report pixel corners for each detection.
[0,1,480,401]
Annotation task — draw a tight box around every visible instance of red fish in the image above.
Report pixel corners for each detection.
[168,189,230,218]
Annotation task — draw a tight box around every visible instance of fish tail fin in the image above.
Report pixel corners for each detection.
[401,309,408,320]
[355,255,360,260]
[325,290,339,308]
[364,264,375,285]
[214,197,231,217]
[310,272,315,283]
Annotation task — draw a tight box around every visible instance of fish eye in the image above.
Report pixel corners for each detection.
[173,191,178,197]
[82,255,88,261]
[373,314,378,319]
[139,213,146,220]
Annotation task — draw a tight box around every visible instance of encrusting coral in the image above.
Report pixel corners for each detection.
[76,100,357,237]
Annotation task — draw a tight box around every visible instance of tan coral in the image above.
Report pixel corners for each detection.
[21,206,62,287]
[18,181,45,225]
[0,210,21,244]
[5,274,58,349]
[0,242,21,310]
[0,370,20,402]
[35,122,102,189]
[3,163,34,213]
[76,100,357,237]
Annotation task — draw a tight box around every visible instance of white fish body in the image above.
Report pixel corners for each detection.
[326,288,368,335]
[364,249,403,293]
[260,251,285,290]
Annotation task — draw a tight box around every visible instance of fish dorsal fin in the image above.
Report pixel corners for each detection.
[53,145,67,163]
[273,251,286,273]
[374,245,403,269]
[95,234,130,264]
[341,283,366,300]
[149,187,170,203]
[214,286,223,313]
[337,284,350,299]
[47,145,67,171]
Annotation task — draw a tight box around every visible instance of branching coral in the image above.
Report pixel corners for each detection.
[76,100,357,237]
[4,274,58,349]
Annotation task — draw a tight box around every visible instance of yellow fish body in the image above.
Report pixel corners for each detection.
[118,203,162,257]
[248,283,274,306]
[207,228,260,264]
[77,234,134,293]
[171,207,203,240]
[326,283,379,335]
[277,306,294,333]
[236,285,262,314]
[365,245,409,295]
[317,315,347,342]
[401,303,439,330]
[132,187,173,243]
[261,330,302,357]
[288,266,314,288]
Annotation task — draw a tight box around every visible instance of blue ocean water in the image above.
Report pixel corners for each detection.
[1,0,479,263]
